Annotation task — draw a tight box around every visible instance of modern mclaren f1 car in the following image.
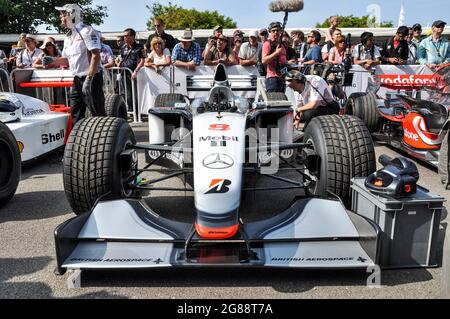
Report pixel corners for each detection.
[55,63,386,274]
[344,63,450,168]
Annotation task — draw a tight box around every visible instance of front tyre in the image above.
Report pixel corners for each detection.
[63,117,136,215]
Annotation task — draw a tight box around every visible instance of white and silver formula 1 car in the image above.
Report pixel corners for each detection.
[0,67,129,208]
[55,64,383,274]
[0,92,71,207]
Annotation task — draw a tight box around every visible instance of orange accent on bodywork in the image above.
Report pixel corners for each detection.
[48,105,72,144]
[374,179,384,187]
[49,104,71,113]
[19,81,73,88]
[64,113,73,145]
[403,112,440,150]
[209,179,223,188]
[17,141,24,153]
[195,223,239,240]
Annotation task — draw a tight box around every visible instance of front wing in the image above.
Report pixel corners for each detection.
[55,198,381,273]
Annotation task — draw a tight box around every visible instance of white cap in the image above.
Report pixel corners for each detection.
[55,3,81,13]
[249,30,259,38]
[25,34,36,41]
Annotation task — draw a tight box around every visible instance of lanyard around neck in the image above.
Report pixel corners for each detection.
[431,39,442,57]
[26,49,36,63]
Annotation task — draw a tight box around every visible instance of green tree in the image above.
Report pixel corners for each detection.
[316,15,394,28]
[146,2,237,30]
[0,0,108,34]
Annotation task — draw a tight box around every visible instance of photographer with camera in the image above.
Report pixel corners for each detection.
[202,25,224,59]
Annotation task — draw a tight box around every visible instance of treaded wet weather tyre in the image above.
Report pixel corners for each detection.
[304,115,376,204]
[154,93,186,108]
[105,93,128,120]
[63,117,136,215]
[345,92,379,133]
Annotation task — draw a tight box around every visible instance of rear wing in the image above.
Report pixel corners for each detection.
[185,74,257,93]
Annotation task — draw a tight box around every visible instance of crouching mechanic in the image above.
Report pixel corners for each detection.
[43,4,105,125]
[285,70,340,129]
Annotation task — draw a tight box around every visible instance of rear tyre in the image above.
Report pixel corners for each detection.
[105,93,128,120]
[304,115,376,205]
[266,92,288,101]
[345,92,379,132]
[0,123,21,208]
[63,117,136,215]
[154,93,186,108]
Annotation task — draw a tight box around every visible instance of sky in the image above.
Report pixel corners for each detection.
[83,0,450,32]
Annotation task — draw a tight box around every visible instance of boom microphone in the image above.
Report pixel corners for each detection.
[269,0,304,13]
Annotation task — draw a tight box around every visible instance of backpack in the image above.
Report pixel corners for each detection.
[256,45,266,77]
[326,40,334,53]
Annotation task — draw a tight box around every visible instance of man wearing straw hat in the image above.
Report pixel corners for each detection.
[171,28,202,71]
[16,34,43,69]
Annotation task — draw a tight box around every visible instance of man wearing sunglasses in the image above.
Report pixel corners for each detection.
[145,18,177,54]
[262,22,287,93]
[411,23,423,45]
[381,26,409,65]
[418,20,450,69]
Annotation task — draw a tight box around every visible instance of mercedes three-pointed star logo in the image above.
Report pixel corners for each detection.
[202,153,234,170]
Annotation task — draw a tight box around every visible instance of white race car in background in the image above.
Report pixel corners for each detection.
[0,92,71,207]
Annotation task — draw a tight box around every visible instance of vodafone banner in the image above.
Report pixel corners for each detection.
[374,65,434,98]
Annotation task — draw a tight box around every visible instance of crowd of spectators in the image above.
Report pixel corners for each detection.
[1,16,449,131]
[2,17,449,80]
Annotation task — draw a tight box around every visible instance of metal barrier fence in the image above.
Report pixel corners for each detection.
[104,67,139,123]
[0,68,13,92]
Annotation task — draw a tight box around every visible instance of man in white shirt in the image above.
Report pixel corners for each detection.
[16,34,43,69]
[239,30,262,66]
[352,32,382,70]
[285,70,340,129]
[44,3,105,124]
